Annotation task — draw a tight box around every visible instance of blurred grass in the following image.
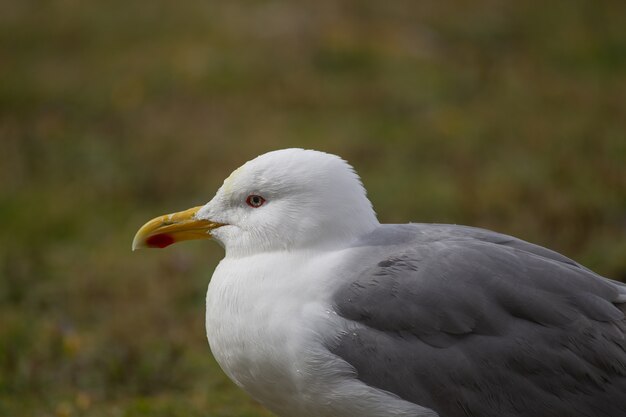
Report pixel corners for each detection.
[1,0,625,416]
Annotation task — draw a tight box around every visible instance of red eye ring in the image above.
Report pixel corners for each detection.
[246,195,266,208]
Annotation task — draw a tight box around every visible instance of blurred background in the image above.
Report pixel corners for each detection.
[1,0,625,416]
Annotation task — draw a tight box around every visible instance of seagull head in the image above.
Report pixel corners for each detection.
[133,149,379,256]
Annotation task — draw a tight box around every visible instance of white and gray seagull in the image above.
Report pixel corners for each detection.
[133,148,626,417]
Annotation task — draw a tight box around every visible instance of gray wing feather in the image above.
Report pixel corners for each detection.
[329,224,626,417]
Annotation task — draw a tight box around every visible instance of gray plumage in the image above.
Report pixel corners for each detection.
[329,224,626,417]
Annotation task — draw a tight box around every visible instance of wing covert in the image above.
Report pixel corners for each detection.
[329,225,626,417]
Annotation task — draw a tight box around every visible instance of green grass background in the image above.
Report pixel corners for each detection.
[1,0,625,416]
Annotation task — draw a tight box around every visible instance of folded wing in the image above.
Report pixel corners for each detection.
[329,224,626,417]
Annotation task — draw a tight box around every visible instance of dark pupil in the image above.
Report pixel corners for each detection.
[252,196,260,205]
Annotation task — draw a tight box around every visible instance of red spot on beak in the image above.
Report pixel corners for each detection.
[146,233,175,248]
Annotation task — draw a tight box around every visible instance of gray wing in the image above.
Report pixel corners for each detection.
[328,224,626,417]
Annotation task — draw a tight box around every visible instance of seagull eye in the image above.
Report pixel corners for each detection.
[246,195,266,208]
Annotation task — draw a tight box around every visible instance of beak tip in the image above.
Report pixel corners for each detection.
[132,230,149,251]
[131,237,142,251]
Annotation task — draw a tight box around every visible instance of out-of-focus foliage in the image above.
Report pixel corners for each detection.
[1,0,625,415]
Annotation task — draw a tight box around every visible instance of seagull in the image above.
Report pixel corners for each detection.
[133,148,626,417]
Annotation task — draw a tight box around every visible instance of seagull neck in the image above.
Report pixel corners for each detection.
[223,222,380,259]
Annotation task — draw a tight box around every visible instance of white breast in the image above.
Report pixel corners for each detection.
[205,249,438,417]
[206,250,343,414]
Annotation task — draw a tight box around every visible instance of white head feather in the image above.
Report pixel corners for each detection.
[196,149,379,257]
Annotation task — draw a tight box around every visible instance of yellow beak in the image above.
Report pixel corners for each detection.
[132,206,225,250]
